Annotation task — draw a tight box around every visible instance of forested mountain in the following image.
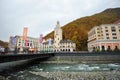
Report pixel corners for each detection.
[0,40,8,48]
[44,8,120,51]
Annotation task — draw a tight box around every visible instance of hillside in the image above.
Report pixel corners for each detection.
[44,8,120,51]
[0,40,8,48]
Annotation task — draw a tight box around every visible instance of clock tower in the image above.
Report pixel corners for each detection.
[54,21,62,51]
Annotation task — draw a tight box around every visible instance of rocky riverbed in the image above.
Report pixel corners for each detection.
[30,71,120,80]
[1,62,120,80]
[0,76,6,80]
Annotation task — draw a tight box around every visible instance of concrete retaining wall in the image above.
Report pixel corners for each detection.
[48,55,120,63]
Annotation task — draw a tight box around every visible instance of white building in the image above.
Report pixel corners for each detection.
[40,39,54,52]
[59,39,76,52]
[54,21,63,51]
[41,21,76,52]
[88,19,120,52]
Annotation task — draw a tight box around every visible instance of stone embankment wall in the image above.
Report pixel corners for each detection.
[48,55,120,63]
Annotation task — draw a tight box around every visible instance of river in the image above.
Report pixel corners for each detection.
[3,63,120,80]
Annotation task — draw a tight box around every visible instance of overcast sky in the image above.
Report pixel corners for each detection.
[0,0,120,41]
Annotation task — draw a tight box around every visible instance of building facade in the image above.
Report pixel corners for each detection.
[59,39,76,52]
[88,20,120,52]
[9,36,39,52]
[39,39,54,52]
[9,21,76,53]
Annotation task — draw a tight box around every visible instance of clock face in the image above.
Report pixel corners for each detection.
[56,31,58,35]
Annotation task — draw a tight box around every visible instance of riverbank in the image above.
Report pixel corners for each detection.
[30,71,120,80]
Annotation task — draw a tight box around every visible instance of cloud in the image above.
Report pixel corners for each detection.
[0,0,120,41]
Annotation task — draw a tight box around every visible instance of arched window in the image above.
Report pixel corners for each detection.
[66,49,67,51]
[68,49,70,51]
[107,46,112,52]
[102,46,105,51]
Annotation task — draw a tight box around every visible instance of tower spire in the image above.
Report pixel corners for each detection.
[56,20,60,28]
[57,21,59,25]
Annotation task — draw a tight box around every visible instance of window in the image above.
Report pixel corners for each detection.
[112,29,116,32]
[113,37,117,39]
[105,27,108,28]
[112,33,116,35]
[97,31,100,33]
[114,46,119,51]
[28,43,29,46]
[98,35,100,37]
[106,30,108,32]
[68,49,70,51]
[111,27,116,32]
[102,46,105,51]
[66,49,67,51]
[108,46,111,49]
[106,37,109,39]
[106,33,109,36]
[111,26,115,29]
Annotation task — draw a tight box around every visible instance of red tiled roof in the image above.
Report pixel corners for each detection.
[113,19,120,24]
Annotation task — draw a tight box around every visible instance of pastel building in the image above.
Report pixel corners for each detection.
[9,36,39,52]
[88,19,120,52]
